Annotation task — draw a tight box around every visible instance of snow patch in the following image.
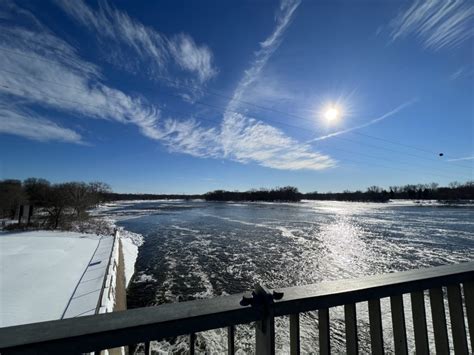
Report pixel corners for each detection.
[117,227,143,286]
[135,272,157,283]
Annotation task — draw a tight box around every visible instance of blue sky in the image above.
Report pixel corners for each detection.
[0,0,472,193]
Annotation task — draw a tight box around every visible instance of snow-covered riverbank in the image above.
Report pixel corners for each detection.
[0,202,145,329]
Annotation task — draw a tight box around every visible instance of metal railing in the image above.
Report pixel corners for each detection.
[0,262,473,354]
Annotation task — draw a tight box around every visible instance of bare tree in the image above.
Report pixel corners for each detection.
[24,178,51,207]
[449,181,461,189]
[367,186,382,194]
[44,184,70,229]
[0,180,25,218]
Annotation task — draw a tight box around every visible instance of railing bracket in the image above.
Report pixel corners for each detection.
[239,284,283,355]
[239,284,284,307]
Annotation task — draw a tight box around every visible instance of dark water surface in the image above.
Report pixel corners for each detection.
[101,200,474,354]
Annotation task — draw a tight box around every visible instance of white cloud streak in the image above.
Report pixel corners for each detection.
[54,0,217,83]
[226,0,301,113]
[449,66,474,81]
[0,104,83,144]
[389,0,474,51]
[307,100,417,143]
[0,8,166,143]
[447,155,474,162]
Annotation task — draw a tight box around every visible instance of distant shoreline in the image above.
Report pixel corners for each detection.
[104,182,474,203]
[102,198,474,207]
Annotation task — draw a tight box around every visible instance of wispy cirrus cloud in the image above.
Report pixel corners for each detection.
[0,23,217,151]
[449,66,474,81]
[54,0,217,83]
[307,99,417,143]
[0,35,164,141]
[0,3,166,142]
[0,104,83,144]
[388,0,474,51]
[159,119,221,159]
[220,113,334,170]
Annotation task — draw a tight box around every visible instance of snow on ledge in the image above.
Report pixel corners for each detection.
[0,231,107,327]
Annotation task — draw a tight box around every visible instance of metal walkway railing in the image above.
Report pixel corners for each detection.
[0,262,473,354]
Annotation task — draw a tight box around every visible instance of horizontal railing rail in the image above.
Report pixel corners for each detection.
[0,261,473,354]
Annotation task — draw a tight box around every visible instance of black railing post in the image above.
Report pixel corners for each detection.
[240,284,283,355]
[144,341,151,355]
[227,325,235,355]
[190,332,196,355]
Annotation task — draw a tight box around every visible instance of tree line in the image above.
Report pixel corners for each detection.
[0,178,111,229]
[305,181,474,202]
[103,192,201,201]
[204,186,301,202]
[203,181,474,202]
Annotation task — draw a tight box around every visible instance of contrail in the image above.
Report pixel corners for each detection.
[224,0,301,114]
[307,99,418,143]
[447,155,474,162]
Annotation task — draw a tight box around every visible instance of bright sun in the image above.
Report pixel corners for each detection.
[324,107,340,121]
[322,104,343,124]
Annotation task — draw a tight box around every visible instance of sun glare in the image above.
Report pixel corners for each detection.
[324,107,340,121]
[321,104,343,124]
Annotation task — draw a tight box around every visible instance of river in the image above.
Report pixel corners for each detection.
[98,200,474,354]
